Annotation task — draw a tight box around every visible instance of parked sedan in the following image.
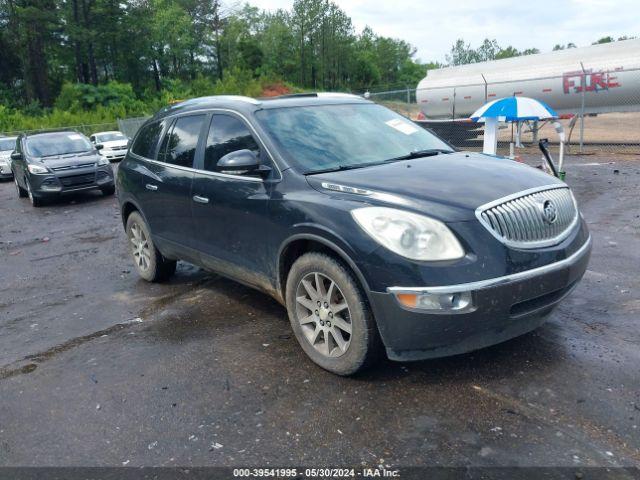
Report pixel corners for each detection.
[117,93,591,375]
[12,130,115,207]
[0,136,17,179]
[90,130,129,162]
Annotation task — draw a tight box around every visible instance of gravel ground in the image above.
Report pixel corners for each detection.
[0,155,638,469]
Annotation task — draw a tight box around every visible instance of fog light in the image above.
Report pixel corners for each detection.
[392,290,474,313]
[40,179,62,192]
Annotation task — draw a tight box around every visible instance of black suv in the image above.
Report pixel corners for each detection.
[117,94,591,375]
[12,130,115,207]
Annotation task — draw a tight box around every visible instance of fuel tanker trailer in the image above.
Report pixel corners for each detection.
[416,39,640,120]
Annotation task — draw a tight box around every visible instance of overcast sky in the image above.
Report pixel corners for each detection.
[246,0,640,62]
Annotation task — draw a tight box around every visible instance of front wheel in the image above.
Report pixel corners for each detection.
[26,179,43,207]
[285,252,382,376]
[15,175,27,198]
[126,211,176,282]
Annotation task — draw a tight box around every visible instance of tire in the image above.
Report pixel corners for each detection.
[15,175,27,198]
[285,252,382,376]
[101,185,116,196]
[125,211,176,282]
[25,179,43,207]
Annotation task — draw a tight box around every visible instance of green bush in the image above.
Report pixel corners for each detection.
[55,81,140,112]
[0,72,292,133]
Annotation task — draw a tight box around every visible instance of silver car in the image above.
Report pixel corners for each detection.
[0,136,17,178]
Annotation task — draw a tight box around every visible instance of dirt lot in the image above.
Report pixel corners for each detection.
[0,155,639,471]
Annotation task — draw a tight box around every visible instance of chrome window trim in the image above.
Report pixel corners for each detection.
[387,235,591,296]
[475,184,580,249]
[129,108,282,183]
[131,154,264,183]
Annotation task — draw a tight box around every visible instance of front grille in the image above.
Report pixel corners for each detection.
[52,163,95,171]
[477,186,578,248]
[60,173,96,187]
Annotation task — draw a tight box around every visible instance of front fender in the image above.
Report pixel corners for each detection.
[276,225,374,305]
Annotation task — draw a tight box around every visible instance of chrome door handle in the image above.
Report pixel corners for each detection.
[192,195,209,204]
[145,184,158,191]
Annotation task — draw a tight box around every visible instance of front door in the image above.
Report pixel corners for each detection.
[190,113,278,290]
[138,114,207,255]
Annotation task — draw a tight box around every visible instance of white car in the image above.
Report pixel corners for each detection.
[90,131,129,162]
[0,136,17,178]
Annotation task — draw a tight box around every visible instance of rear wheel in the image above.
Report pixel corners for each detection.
[14,175,27,198]
[285,252,382,376]
[126,211,176,282]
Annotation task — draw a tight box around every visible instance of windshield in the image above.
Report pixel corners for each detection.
[0,138,16,151]
[255,103,453,174]
[96,132,126,143]
[26,132,93,157]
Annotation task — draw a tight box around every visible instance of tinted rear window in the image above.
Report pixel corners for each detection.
[131,121,165,159]
[160,114,206,168]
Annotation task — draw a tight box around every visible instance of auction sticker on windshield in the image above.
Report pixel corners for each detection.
[385,118,419,135]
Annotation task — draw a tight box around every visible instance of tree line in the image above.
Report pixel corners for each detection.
[0,0,433,110]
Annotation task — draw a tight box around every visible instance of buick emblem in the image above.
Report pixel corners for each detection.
[542,199,558,224]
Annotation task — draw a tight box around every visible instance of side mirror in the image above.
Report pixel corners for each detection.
[10,151,22,161]
[95,144,104,151]
[217,149,268,176]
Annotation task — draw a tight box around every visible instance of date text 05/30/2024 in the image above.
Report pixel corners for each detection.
[232,468,401,477]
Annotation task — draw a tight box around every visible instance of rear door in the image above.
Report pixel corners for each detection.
[135,114,207,256]
[190,112,278,289]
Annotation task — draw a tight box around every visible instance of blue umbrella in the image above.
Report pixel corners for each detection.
[471,96,558,122]
[470,96,558,155]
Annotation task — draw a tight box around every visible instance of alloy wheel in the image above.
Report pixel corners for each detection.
[294,272,352,358]
[129,222,151,272]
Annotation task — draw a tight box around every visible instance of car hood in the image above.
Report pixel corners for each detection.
[0,151,11,161]
[37,152,101,169]
[306,152,565,222]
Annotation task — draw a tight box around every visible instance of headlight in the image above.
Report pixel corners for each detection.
[97,157,110,166]
[351,207,465,261]
[27,164,49,174]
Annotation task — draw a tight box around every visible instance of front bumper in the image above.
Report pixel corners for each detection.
[0,160,12,177]
[100,150,127,161]
[370,236,592,361]
[29,166,114,196]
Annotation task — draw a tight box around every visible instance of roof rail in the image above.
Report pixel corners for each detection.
[263,92,365,100]
[316,92,364,100]
[173,95,262,107]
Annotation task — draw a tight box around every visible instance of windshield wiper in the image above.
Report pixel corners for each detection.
[305,149,454,175]
[39,150,93,159]
[386,149,453,162]
[306,160,389,175]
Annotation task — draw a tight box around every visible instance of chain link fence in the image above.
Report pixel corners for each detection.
[0,116,151,140]
[366,67,640,157]
[117,116,150,139]
[0,122,119,139]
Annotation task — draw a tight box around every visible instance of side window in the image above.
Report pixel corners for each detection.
[204,114,260,172]
[89,135,95,143]
[130,121,165,159]
[156,119,174,164]
[162,114,206,168]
